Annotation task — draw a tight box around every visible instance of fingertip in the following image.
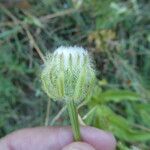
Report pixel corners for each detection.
[81,126,116,150]
[62,142,95,150]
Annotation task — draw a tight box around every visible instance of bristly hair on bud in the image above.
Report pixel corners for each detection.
[41,46,96,102]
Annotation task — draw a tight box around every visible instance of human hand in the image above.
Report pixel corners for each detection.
[0,126,116,150]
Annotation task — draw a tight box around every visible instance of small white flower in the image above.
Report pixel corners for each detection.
[54,46,88,69]
[41,46,95,102]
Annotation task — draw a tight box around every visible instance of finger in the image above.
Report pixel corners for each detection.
[62,142,95,150]
[81,127,116,150]
[0,126,116,150]
[0,127,73,150]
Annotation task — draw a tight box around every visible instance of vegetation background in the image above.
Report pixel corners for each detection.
[0,0,150,149]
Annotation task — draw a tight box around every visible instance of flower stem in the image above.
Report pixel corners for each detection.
[67,100,81,141]
[45,99,51,126]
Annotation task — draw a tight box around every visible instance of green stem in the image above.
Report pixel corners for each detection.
[67,100,81,141]
[45,99,51,126]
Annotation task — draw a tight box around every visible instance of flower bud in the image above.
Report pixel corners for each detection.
[41,46,95,102]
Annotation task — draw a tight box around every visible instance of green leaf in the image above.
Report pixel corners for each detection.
[101,90,140,102]
[86,105,150,142]
[23,16,43,28]
[117,142,130,150]
[99,106,150,142]
[134,103,150,127]
[0,26,21,39]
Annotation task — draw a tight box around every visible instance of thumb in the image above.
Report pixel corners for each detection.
[62,142,95,150]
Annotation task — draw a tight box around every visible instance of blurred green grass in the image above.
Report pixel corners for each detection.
[0,0,150,149]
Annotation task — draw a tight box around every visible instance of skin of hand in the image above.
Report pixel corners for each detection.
[0,126,116,150]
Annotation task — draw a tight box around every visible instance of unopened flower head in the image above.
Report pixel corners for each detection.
[41,46,95,102]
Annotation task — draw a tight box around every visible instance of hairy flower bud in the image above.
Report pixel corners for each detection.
[41,46,95,101]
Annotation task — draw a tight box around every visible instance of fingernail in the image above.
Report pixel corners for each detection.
[62,142,95,150]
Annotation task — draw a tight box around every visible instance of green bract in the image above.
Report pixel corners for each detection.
[41,46,95,102]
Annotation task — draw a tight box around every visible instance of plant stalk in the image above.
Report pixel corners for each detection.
[45,99,51,126]
[67,100,81,141]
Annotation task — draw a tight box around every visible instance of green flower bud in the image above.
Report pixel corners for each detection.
[41,46,95,102]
